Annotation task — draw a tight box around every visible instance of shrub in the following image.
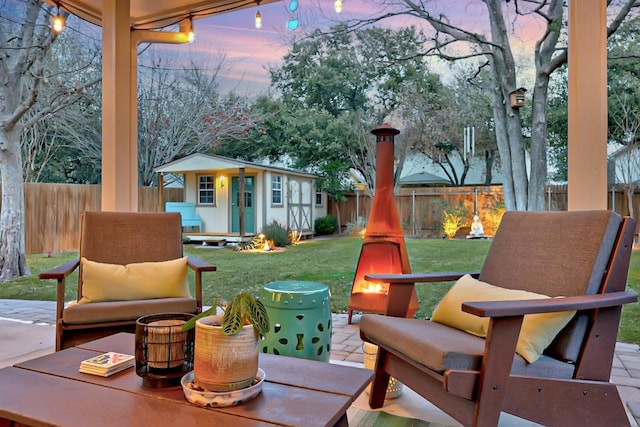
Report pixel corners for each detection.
[262,221,290,247]
[482,202,506,235]
[315,215,337,235]
[345,217,367,236]
[440,202,471,239]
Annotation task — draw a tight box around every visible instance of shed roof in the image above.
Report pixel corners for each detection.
[155,153,318,179]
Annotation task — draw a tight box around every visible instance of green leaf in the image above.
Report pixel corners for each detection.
[181,305,216,332]
[222,297,244,335]
[244,296,270,336]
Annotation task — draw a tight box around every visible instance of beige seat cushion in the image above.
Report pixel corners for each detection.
[63,297,197,324]
[360,314,574,379]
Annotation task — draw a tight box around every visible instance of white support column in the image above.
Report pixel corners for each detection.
[101,0,135,211]
[567,0,608,210]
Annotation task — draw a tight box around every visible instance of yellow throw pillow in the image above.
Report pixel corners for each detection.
[431,274,576,363]
[79,256,190,304]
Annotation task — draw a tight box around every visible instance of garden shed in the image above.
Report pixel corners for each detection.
[155,154,327,241]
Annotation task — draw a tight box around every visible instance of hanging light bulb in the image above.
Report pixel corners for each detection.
[334,0,343,13]
[187,17,195,42]
[255,11,262,28]
[255,1,262,29]
[52,3,65,33]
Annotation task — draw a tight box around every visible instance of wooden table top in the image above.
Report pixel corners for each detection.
[0,333,373,427]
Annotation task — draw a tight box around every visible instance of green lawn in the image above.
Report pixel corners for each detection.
[3,236,639,344]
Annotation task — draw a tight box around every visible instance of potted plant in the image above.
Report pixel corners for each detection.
[181,292,269,392]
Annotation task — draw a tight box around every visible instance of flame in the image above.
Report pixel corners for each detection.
[361,282,384,294]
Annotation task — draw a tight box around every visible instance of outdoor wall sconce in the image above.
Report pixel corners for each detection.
[509,87,527,109]
[219,176,226,188]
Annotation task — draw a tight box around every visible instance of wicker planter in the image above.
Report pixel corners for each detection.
[193,315,259,392]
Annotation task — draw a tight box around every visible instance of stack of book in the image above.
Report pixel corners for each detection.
[79,352,135,377]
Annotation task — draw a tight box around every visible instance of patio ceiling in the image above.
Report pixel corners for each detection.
[43,0,280,28]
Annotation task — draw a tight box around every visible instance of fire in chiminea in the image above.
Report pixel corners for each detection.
[347,124,418,324]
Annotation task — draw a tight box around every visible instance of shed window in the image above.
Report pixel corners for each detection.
[198,175,215,205]
[316,191,323,206]
[272,175,283,205]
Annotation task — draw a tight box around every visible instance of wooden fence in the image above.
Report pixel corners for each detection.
[328,184,636,238]
[2,182,637,254]
[4,183,183,254]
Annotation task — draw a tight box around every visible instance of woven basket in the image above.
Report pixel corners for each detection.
[194,315,259,392]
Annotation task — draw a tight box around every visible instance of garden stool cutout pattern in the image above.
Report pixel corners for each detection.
[260,281,332,362]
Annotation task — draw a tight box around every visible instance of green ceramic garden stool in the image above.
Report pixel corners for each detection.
[260,281,332,362]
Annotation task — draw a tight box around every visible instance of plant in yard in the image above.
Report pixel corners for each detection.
[345,217,367,236]
[482,202,506,235]
[262,221,290,247]
[441,202,470,239]
[315,215,338,235]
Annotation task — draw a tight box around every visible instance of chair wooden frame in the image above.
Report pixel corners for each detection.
[361,212,637,427]
[40,211,217,351]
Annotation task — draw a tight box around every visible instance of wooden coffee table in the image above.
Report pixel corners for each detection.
[0,333,373,426]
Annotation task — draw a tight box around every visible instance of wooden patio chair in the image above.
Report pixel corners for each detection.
[40,211,217,351]
[360,210,637,427]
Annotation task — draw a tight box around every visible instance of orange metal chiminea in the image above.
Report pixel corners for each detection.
[347,124,418,323]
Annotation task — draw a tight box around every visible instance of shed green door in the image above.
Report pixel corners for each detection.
[231,176,255,234]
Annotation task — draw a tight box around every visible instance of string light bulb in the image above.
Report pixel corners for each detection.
[255,0,262,29]
[187,17,195,42]
[52,3,65,33]
[334,0,343,13]
[255,11,262,28]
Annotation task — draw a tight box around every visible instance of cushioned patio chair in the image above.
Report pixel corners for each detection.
[361,210,637,427]
[40,211,217,351]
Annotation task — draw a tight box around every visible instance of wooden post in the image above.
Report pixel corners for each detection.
[239,168,245,237]
[158,173,164,212]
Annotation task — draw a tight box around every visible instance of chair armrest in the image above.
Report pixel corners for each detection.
[39,259,81,330]
[187,256,217,273]
[365,271,480,284]
[187,256,217,312]
[39,259,80,281]
[462,291,638,318]
[363,272,480,317]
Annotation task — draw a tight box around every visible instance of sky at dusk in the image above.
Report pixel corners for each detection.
[142,0,398,96]
[58,0,546,97]
[139,0,546,97]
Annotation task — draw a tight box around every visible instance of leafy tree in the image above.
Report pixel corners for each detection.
[242,25,447,195]
[546,66,568,183]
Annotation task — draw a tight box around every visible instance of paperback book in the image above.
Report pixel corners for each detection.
[79,352,134,377]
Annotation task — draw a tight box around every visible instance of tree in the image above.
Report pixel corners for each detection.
[0,1,99,281]
[254,25,445,193]
[341,0,638,211]
[21,29,102,184]
[607,15,640,221]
